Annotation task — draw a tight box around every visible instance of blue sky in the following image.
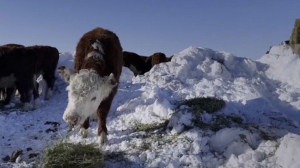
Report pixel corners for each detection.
[0,0,299,60]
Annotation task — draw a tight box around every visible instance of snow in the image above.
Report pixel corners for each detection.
[1,45,300,168]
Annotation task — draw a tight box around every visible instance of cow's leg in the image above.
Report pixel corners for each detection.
[79,117,90,138]
[18,81,33,111]
[43,72,55,100]
[33,79,40,110]
[16,83,25,104]
[3,87,15,108]
[0,88,5,100]
[96,86,118,146]
[10,86,17,102]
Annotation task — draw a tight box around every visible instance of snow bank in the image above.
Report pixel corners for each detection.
[258,45,300,87]
[268,45,294,56]
[275,133,300,168]
[2,46,300,168]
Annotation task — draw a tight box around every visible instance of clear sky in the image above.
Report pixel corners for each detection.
[0,0,299,60]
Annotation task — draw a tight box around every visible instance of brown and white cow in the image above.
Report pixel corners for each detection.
[150,52,168,66]
[122,51,152,76]
[58,27,123,146]
[0,46,38,111]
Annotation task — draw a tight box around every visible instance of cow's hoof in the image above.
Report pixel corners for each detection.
[44,88,53,100]
[79,128,88,138]
[33,98,40,110]
[22,103,30,111]
[4,103,15,108]
[98,132,108,147]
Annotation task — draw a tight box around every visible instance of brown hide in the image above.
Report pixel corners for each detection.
[74,27,123,81]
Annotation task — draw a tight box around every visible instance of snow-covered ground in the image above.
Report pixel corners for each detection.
[1,44,300,168]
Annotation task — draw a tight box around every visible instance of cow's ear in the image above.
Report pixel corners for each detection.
[57,66,75,84]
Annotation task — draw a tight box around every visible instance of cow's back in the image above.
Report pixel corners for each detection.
[0,47,37,85]
[151,52,167,66]
[74,27,123,82]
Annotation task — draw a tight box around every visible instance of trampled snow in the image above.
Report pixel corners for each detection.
[1,45,300,168]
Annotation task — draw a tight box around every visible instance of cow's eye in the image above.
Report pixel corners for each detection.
[91,97,96,101]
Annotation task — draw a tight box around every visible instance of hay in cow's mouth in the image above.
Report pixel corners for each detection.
[41,141,104,168]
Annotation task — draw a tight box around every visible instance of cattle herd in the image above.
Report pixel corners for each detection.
[123,51,173,76]
[0,27,173,146]
[0,44,59,111]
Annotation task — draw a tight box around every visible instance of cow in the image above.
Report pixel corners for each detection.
[0,45,59,109]
[151,52,168,66]
[0,44,24,101]
[57,27,123,146]
[2,44,25,48]
[27,45,59,100]
[0,46,38,111]
[122,51,152,76]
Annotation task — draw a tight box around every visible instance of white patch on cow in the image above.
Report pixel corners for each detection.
[92,40,105,54]
[58,67,74,83]
[85,51,104,62]
[79,128,88,138]
[0,74,17,87]
[33,98,40,110]
[0,90,4,100]
[44,88,53,100]
[15,89,20,98]
[4,102,15,108]
[63,70,117,127]
[23,102,30,111]
[98,131,108,147]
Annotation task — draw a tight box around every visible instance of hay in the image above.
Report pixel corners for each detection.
[294,19,300,27]
[41,141,104,168]
[178,97,226,114]
[290,19,300,44]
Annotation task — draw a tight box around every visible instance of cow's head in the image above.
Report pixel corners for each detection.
[61,68,117,127]
[58,66,74,83]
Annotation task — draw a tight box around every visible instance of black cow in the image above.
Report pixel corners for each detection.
[0,46,38,111]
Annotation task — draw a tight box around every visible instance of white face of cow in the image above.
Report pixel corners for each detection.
[62,69,117,126]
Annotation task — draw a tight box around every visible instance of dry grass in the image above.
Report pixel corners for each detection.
[41,141,104,168]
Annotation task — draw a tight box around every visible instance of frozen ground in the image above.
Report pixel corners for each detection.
[1,44,300,168]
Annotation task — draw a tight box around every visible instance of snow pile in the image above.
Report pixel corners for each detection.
[119,67,134,83]
[1,46,300,168]
[258,45,300,123]
[258,45,300,86]
[268,44,294,56]
[275,133,300,168]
